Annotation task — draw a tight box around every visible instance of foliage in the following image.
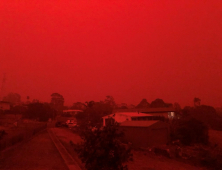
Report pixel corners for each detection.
[104,96,117,109]
[150,98,172,108]
[23,102,53,122]
[71,102,86,110]
[77,96,116,127]
[171,118,209,145]
[11,105,27,115]
[182,105,222,130]
[76,122,133,170]
[3,93,21,105]
[136,98,149,108]
[173,102,182,119]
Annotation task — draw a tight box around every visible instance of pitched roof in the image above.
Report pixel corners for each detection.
[120,120,159,127]
[118,112,153,117]
[102,112,153,119]
[63,109,83,112]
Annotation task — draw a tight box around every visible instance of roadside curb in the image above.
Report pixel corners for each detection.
[48,128,82,170]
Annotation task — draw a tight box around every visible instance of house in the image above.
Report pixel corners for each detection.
[113,107,176,119]
[0,101,11,111]
[118,120,169,148]
[102,112,165,126]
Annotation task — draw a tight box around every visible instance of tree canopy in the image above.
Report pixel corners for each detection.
[136,98,149,108]
[182,105,222,130]
[76,96,116,127]
[150,98,172,108]
[171,118,209,145]
[23,102,53,122]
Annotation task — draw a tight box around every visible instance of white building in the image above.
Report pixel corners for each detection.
[102,112,163,126]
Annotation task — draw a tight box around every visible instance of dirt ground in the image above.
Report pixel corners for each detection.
[0,129,68,170]
[209,130,222,147]
[126,150,205,170]
[53,127,205,170]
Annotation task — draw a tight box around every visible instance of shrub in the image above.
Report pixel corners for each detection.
[171,118,209,145]
[75,122,133,170]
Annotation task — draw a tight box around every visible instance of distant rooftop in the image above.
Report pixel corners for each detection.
[63,109,83,112]
[102,112,153,118]
[120,120,159,127]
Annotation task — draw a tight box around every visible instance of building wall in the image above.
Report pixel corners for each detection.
[119,123,169,148]
[115,114,131,123]
[147,112,168,118]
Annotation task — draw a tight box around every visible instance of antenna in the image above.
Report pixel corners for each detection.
[0,73,6,101]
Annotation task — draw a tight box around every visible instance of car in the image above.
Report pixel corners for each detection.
[55,121,67,127]
[65,119,77,128]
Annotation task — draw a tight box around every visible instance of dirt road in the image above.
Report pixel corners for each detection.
[0,129,68,170]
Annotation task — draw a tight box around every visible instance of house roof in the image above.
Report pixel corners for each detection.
[63,109,83,112]
[120,120,159,127]
[118,112,153,117]
[102,112,153,119]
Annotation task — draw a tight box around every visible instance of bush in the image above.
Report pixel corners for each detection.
[23,103,53,122]
[75,122,133,170]
[171,118,209,145]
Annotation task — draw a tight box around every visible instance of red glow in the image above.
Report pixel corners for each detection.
[0,1,222,107]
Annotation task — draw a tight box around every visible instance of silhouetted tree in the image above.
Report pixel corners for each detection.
[78,97,117,127]
[136,98,149,108]
[71,102,86,110]
[150,98,168,108]
[104,96,117,109]
[23,102,53,122]
[182,105,222,130]
[85,100,95,108]
[171,118,209,145]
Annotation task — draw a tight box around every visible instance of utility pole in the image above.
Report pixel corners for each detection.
[0,73,6,101]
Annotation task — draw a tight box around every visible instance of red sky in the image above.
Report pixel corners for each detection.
[0,0,222,107]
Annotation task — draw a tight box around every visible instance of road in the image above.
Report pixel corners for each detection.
[0,129,69,170]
